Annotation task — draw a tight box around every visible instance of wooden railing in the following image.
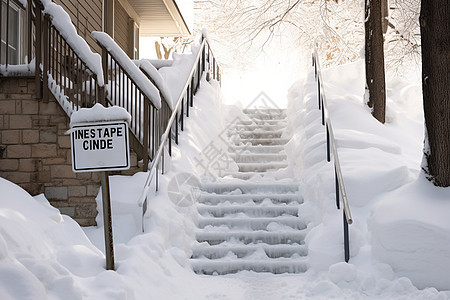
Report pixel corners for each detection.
[1,0,223,187]
[42,15,101,111]
[93,32,163,171]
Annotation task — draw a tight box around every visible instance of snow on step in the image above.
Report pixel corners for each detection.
[197,204,299,217]
[234,137,290,146]
[191,259,308,275]
[197,217,306,230]
[196,231,306,245]
[192,243,307,259]
[191,108,309,275]
[229,153,287,163]
[236,162,288,172]
[197,193,303,205]
[202,182,299,194]
[231,129,284,138]
[229,145,286,154]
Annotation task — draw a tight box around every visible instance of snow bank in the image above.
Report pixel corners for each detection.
[91,32,161,109]
[70,103,131,126]
[0,59,35,76]
[41,0,104,86]
[0,178,107,299]
[286,58,450,295]
[370,174,450,290]
[158,45,201,109]
[133,59,173,108]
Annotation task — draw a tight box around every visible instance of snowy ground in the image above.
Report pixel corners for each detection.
[1,56,449,299]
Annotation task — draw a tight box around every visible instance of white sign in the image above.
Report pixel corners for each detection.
[70,121,130,172]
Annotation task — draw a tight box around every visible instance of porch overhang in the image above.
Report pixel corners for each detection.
[126,0,191,37]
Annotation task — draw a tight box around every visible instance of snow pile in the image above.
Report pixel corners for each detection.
[158,45,201,109]
[70,103,131,126]
[286,59,450,293]
[133,59,173,107]
[0,58,35,76]
[370,174,450,290]
[91,32,161,109]
[0,178,107,299]
[41,0,104,86]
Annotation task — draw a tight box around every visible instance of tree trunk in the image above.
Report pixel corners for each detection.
[420,1,450,187]
[364,0,386,124]
[381,0,388,34]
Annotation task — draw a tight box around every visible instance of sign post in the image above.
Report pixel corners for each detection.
[70,120,130,271]
[101,171,114,270]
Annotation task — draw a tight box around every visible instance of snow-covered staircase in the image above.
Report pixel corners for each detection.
[191,109,309,275]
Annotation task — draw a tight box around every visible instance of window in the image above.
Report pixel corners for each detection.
[1,0,22,65]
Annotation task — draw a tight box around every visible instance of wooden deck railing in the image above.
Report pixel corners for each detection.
[42,15,101,110]
[1,0,222,179]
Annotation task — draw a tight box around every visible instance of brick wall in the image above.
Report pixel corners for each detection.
[0,77,140,226]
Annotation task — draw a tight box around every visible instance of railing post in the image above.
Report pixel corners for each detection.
[326,124,331,162]
[321,97,325,126]
[344,211,350,262]
[186,86,190,117]
[190,76,195,105]
[175,112,179,144]
[42,16,49,102]
[143,98,149,172]
[335,166,340,209]
[169,127,172,156]
[101,47,108,106]
[318,78,321,110]
[180,99,184,131]
[34,2,42,99]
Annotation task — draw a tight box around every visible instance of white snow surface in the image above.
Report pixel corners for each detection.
[41,0,104,86]
[70,103,131,126]
[133,59,173,107]
[0,59,35,76]
[0,59,449,299]
[158,45,201,109]
[91,31,161,109]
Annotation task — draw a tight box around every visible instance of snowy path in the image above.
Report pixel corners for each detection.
[191,109,309,275]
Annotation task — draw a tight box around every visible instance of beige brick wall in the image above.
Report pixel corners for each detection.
[0,77,141,226]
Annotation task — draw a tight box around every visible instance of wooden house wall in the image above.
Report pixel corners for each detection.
[53,0,103,54]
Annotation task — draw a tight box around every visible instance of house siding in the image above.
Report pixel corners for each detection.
[54,0,103,54]
[114,0,133,58]
[0,77,141,226]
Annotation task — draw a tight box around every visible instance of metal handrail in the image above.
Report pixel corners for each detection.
[138,37,221,231]
[312,46,353,262]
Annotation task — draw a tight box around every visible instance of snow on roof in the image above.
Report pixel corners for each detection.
[40,0,104,86]
[70,103,131,127]
[91,31,162,109]
[133,59,172,109]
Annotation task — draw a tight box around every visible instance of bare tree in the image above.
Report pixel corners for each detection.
[420,0,450,187]
[364,0,386,124]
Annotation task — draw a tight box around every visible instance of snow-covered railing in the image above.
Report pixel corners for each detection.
[34,0,104,113]
[138,36,221,231]
[312,46,353,263]
[92,32,163,169]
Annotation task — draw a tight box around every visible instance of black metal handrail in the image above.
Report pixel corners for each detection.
[138,36,221,231]
[312,46,353,263]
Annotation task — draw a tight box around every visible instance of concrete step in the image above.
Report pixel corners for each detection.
[191,259,308,275]
[197,217,306,230]
[197,204,299,217]
[192,243,307,259]
[196,230,306,245]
